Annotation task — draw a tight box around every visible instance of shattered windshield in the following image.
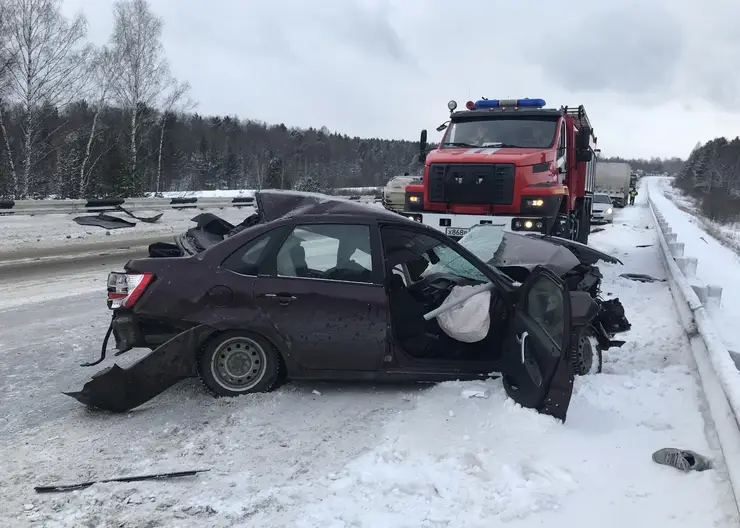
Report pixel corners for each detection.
[420,226,506,282]
[442,116,557,149]
[456,225,506,262]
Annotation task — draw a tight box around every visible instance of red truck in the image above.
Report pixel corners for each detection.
[402,98,599,244]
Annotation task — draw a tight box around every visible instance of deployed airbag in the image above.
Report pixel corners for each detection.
[436,285,491,343]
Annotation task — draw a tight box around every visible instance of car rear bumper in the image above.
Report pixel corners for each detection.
[110,312,182,354]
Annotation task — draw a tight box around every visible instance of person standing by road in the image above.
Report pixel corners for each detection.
[629,187,638,205]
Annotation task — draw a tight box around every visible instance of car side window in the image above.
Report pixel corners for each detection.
[275,224,374,284]
[221,230,280,276]
[526,276,565,351]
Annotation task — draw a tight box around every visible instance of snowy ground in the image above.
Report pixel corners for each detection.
[648,177,740,354]
[0,192,738,527]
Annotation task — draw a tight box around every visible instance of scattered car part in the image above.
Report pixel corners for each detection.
[620,273,665,283]
[35,469,210,493]
[73,213,136,230]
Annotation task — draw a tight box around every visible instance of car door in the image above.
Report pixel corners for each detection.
[500,265,574,422]
[252,222,388,371]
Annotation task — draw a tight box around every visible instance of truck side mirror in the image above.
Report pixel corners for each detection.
[419,129,428,162]
[576,149,593,162]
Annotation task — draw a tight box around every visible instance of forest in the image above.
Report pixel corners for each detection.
[673,137,740,223]
[0,0,421,200]
[0,0,691,200]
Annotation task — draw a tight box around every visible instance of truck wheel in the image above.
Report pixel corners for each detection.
[569,327,602,375]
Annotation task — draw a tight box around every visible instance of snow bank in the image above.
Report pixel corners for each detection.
[649,177,740,354]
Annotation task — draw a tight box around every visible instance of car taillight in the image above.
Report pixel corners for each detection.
[106,272,154,310]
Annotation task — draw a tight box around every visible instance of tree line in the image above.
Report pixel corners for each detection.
[599,155,685,175]
[0,0,420,200]
[673,138,740,223]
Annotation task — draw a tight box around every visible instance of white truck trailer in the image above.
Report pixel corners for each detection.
[594,161,632,207]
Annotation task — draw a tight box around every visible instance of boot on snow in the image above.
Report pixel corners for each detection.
[652,448,713,472]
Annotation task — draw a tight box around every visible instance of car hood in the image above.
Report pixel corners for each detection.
[458,226,622,276]
[592,203,612,212]
[523,233,623,266]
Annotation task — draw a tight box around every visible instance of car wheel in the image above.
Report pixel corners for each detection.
[197,331,281,397]
[569,327,602,375]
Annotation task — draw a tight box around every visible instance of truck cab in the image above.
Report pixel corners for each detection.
[402,98,597,243]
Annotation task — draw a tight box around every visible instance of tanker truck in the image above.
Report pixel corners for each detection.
[594,161,631,207]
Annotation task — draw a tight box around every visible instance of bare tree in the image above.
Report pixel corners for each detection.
[109,0,174,195]
[78,45,121,197]
[3,0,92,198]
[155,79,193,193]
[0,2,18,196]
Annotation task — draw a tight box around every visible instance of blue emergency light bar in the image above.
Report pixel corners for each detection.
[467,98,546,110]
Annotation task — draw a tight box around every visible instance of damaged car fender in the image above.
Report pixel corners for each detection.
[64,324,217,413]
[569,291,600,327]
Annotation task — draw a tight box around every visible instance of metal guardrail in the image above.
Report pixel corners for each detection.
[0,194,382,216]
[647,179,740,510]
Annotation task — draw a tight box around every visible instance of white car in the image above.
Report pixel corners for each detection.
[382,175,419,212]
[591,193,614,224]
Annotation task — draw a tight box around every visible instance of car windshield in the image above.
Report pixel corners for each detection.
[420,226,506,282]
[594,194,612,204]
[441,116,557,149]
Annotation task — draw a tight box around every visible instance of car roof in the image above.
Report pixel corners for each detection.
[255,189,418,225]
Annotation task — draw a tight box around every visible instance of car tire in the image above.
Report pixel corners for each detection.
[569,327,602,375]
[197,330,282,397]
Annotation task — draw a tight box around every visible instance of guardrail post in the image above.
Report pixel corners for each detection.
[675,256,698,278]
[707,284,723,306]
[668,242,684,257]
[692,285,709,304]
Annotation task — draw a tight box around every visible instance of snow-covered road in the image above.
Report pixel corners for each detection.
[0,195,737,527]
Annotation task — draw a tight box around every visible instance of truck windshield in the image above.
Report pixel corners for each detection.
[593,194,612,203]
[442,117,558,149]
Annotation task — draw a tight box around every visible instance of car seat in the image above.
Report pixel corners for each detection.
[289,244,308,277]
[388,273,438,357]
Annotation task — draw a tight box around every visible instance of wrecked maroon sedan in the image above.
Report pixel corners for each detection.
[66,190,607,422]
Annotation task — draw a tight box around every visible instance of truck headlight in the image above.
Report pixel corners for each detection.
[525,198,544,207]
[409,195,419,203]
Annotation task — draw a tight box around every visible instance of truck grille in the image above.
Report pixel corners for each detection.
[427,163,515,205]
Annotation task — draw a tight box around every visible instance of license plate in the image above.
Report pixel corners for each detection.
[445,227,470,237]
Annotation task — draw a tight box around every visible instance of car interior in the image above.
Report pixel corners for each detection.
[382,227,509,362]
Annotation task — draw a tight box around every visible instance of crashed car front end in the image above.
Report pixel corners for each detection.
[456,225,632,367]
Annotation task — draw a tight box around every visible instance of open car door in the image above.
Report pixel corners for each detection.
[501,265,574,422]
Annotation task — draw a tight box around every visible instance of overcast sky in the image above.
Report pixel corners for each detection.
[61,0,740,159]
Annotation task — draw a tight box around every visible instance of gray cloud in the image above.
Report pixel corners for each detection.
[526,5,683,94]
[58,0,740,157]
